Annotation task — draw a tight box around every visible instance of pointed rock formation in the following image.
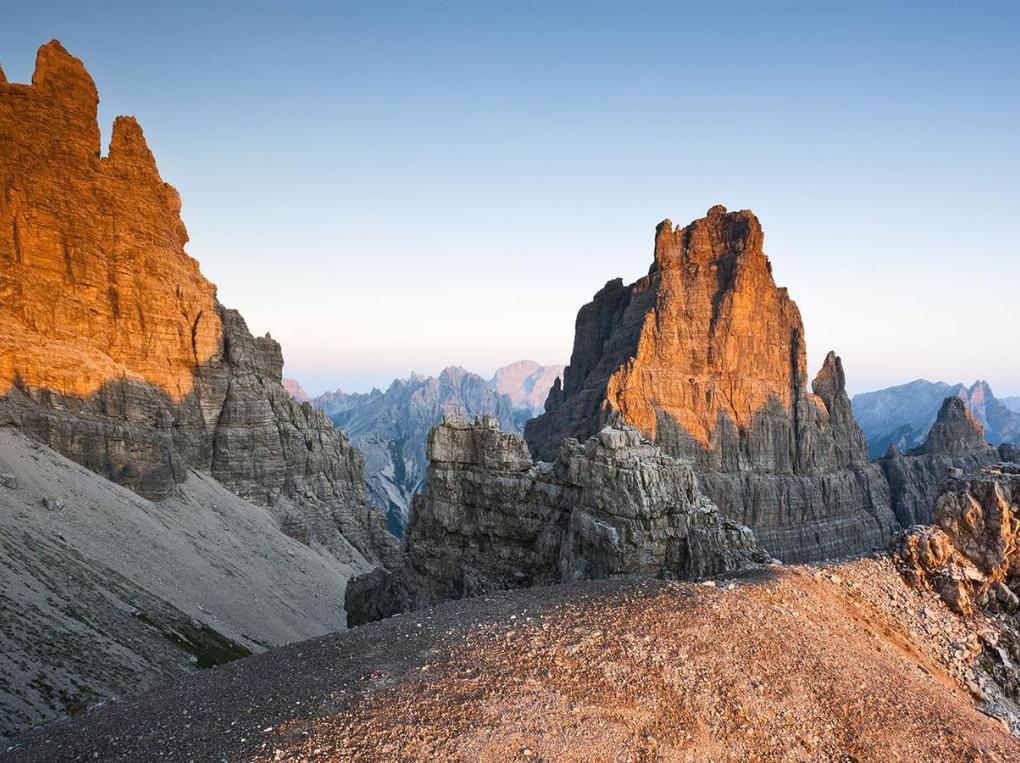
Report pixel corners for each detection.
[525,207,899,561]
[896,465,1020,615]
[0,41,392,562]
[880,397,999,526]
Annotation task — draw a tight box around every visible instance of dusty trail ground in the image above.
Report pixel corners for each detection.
[6,559,1019,762]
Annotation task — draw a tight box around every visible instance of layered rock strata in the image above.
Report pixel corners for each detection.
[0,41,391,561]
[321,366,520,535]
[345,415,769,625]
[525,206,899,561]
[880,397,1000,526]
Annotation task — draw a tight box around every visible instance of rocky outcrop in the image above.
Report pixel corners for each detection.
[345,415,769,625]
[853,379,1020,458]
[0,41,391,562]
[880,397,1000,526]
[321,366,519,535]
[895,466,1020,613]
[525,207,899,562]
[489,360,565,419]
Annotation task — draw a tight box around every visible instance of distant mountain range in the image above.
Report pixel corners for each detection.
[491,360,566,419]
[852,380,1020,459]
[284,362,562,534]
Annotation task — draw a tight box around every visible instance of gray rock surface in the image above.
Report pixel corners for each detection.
[0,427,373,741]
[853,379,1020,458]
[317,366,519,535]
[0,307,394,565]
[345,415,769,625]
[880,397,999,526]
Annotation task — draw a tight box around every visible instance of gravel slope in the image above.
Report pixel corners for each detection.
[5,559,1018,762]
[0,427,369,740]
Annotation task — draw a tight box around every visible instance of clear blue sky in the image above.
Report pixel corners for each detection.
[3,2,1018,396]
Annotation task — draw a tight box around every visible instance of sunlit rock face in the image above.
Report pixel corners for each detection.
[0,42,392,561]
[0,41,221,402]
[525,206,900,562]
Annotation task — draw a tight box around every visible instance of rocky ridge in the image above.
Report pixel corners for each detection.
[0,41,390,562]
[525,206,899,562]
[10,559,1020,762]
[345,414,769,625]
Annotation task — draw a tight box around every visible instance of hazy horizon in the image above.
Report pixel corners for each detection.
[4,2,1018,397]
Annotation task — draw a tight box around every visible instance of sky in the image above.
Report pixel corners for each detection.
[2,2,1018,397]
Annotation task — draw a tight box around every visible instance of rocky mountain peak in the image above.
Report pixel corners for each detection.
[652,206,764,272]
[525,208,897,561]
[29,40,100,156]
[0,41,390,560]
[922,396,990,457]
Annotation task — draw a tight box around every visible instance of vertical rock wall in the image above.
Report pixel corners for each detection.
[525,207,899,561]
[0,41,392,562]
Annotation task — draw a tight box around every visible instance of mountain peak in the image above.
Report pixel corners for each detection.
[922,396,990,457]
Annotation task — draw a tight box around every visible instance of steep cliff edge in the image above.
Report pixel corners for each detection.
[0,41,391,561]
[525,206,898,561]
[345,414,768,625]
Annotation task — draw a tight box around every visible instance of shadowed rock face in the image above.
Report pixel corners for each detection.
[525,207,899,562]
[345,415,769,625]
[0,41,392,561]
[880,397,999,526]
[320,366,519,536]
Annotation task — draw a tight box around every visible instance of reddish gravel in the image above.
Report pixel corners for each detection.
[5,558,1018,762]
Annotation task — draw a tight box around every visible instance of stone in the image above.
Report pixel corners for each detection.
[318,366,521,535]
[524,207,899,562]
[879,397,999,526]
[0,41,394,564]
[0,473,16,489]
[894,467,1020,615]
[1000,443,1020,463]
[42,497,64,512]
[345,416,768,625]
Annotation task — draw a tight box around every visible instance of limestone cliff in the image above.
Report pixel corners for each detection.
[880,397,1000,526]
[322,366,519,536]
[525,206,899,561]
[345,415,769,625]
[0,41,391,561]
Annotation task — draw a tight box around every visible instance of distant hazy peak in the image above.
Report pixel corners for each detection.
[282,378,311,404]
